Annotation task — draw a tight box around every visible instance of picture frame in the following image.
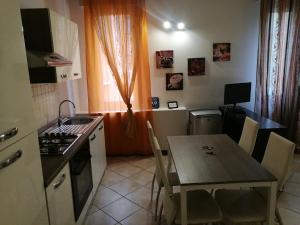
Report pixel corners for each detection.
[166,73,183,90]
[167,101,178,109]
[156,50,174,68]
[213,43,231,62]
[151,97,160,109]
[188,58,205,76]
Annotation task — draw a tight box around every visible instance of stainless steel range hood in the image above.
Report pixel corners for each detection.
[26,51,72,68]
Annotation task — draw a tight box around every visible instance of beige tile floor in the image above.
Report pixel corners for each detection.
[84,155,300,225]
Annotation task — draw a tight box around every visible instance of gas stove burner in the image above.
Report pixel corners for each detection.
[39,133,81,156]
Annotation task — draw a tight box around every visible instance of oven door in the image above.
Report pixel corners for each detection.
[69,145,93,221]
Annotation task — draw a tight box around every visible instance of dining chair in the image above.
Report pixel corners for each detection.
[146,121,179,220]
[239,116,259,155]
[153,136,223,225]
[215,132,295,225]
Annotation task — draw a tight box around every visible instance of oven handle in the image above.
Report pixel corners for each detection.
[72,156,91,175]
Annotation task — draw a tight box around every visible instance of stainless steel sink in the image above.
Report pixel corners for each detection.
[63,117,94,125]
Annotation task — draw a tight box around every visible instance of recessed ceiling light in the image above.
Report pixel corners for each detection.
[163,21,171,29]
[177,22,185,30]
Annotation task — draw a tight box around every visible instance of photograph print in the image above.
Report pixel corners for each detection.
[213,43,231,62]
[188,58,205,76]
[166,73,183,90]
[156,50,174,68]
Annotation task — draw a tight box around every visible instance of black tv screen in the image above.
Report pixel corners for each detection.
[224,82,251,105]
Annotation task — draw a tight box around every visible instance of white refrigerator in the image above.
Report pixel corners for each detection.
[0,1,49,225]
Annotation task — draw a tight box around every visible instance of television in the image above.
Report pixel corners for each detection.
[224,82,251,112]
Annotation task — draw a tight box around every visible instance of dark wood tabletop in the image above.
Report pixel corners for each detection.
[167,134,276,186]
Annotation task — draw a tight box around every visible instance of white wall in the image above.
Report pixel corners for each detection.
[146,0,259,110]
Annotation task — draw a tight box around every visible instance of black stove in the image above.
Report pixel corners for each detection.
[39,133,81,155]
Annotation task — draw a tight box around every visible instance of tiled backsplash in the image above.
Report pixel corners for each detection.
[31,84,61,128]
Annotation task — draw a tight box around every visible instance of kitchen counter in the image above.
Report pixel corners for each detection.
[39,114,104,187]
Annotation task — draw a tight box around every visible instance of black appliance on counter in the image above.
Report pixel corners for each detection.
[69,140,93,221]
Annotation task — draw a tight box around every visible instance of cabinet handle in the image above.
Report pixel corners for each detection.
[73,73,79,76]
[0,150,22,170]
[90,134,96,141]
[53,173,66,189]
[98,125,103,131]
[0,127,18,143]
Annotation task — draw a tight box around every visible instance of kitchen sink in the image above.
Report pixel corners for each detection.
[63,117,94,125]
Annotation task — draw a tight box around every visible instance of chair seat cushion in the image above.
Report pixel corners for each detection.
[173,190,222,224]
[215,189,267,223]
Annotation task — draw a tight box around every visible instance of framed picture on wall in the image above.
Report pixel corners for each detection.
[167,101,178,109]
[213,43,231,61]
[151,97,160,109]
[156,50,174,68]
[188,58,205,76]
[166,73,183,90]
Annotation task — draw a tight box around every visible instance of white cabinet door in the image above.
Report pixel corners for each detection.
[90,128,101,195]
[98,122,107,177]
[68,20,82,80]
[0,132,49,225]
[0,0,36,150]
[50,10,81,82]
[46,163,75,225]
[90,121,106,195]
[49,10,71,82]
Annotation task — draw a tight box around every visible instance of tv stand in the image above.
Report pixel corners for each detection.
[219,106,287,162]
[224,105,246,114]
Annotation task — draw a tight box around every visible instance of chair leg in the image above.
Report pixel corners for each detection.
[157,203,163,225]
[151,173,156,202]
[155,184,162,220]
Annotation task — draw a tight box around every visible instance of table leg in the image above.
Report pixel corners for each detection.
[267,181,277,225]
[180,186,187,225]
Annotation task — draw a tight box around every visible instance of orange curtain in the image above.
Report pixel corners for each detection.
[84,0,153,155]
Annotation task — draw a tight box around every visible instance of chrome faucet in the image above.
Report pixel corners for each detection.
[58,99,76,127]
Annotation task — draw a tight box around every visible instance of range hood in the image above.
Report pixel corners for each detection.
[26,51,72,68]
[21,8,81,83]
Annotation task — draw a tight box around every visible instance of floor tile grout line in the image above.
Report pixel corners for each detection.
[99,208,123,224]
[107,184,144,198]
[101,199,142,223]
[94,195,123,210]
[116,207,145,224]
[122,195,157,215]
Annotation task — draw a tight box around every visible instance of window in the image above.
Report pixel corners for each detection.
[98,15,135,106]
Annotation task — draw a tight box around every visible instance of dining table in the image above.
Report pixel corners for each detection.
[167,134,277,225]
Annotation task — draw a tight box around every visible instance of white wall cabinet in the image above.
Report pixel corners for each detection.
[21,8,82,83]
[46,163,75,225]
[0,0,37,150]
[50,10,82,82]
[0,132,49,225]
[90,121,107,196]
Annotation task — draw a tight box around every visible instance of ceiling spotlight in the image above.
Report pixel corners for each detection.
[177,22,185,30]
[163,21,171,29]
